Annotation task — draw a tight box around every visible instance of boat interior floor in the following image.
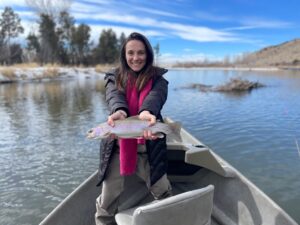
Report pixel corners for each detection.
[116,172,221,225]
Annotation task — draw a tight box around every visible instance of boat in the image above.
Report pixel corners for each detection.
[39,118,298,225]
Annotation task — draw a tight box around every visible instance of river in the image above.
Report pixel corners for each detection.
[0,69,299,224]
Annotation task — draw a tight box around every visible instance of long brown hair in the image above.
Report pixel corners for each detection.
[116,32,156,92]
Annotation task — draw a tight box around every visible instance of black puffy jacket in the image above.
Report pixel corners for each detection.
[97,67,169,186]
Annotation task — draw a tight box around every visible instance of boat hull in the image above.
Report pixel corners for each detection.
[39,118,298,225]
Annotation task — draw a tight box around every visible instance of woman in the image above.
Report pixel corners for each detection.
[95,32,172,225]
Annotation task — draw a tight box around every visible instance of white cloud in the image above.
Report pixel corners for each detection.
[17,10,34,18]
[133,6,187,19]
[161,22,238,42]
[78,0,110,4]
[0,0,27,8]
[71,3,238,43]
[242,17,293,28]
[1,0,268,49]
[88,24,165,45]
[71,2,100,14]
[159,52,222,65]
[183,48,194,52]
[194,11,232,22]
[224,17,293,31]
[72,9,158,27]
[1,0,240,44]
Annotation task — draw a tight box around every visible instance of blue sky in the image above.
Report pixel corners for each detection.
[1,0,300,64]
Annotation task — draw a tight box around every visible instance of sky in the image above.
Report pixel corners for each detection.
[1,0,300,64]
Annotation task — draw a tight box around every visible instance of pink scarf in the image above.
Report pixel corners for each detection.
[119,75,153,175]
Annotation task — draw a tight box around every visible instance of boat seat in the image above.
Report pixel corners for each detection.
[115,185,214,225]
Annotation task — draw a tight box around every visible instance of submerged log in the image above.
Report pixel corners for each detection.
[182,83,213,92]
[213,78,264,92]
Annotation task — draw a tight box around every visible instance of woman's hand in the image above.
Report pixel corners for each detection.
[139,110,156,125]
[107,110,127,127]
[139,111,158,140]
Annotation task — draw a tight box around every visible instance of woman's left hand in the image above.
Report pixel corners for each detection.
[139,111,158,140]
[139,110,156,125]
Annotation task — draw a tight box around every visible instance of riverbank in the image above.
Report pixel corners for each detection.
[2,64,299,84]
[169,66,280,71]
[0,66,105,84]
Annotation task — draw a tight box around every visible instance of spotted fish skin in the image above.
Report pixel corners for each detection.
[86,116,178,139]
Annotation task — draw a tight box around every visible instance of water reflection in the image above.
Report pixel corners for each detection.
[0,78,107,225]
[1,70,300,224]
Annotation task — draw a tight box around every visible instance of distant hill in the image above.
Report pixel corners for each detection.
[238,39,300,67]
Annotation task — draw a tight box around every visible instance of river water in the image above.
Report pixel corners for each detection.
[0,69,300,225]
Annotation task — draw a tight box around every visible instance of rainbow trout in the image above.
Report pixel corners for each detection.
[86,116,180,139]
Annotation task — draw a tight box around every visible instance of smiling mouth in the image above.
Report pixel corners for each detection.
[131,64,142,68]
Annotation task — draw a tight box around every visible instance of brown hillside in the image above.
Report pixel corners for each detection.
[238,39,300,67]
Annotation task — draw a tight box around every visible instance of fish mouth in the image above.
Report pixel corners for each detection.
[86,129,95,139]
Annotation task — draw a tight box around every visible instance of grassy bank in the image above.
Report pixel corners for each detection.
[0,64,108,83]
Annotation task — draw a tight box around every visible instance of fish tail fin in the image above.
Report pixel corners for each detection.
[151,121,181,138]
[168,121,182,134]
[164,121,182,141]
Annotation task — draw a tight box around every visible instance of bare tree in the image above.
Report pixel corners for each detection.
[26,0,72,19]
[25,0,73,64]
[223,55,231,66]
[153,43,160,66]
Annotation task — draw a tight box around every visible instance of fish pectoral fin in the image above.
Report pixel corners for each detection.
[103,132,112,138]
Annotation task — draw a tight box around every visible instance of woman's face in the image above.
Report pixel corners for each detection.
[125,40,147,72]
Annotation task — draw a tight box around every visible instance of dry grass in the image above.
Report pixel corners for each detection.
[172,61,230,68]
[0,67,17,80]
[42,66,60,78]
[0,63,111,83]
[2,63,62,69]
[238,39,300,67]
[13,63,40,68]
[95,64,116,73]
[0,64,61,81]
[43,63,62,68]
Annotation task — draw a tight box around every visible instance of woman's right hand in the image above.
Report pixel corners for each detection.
[107,110,127,127]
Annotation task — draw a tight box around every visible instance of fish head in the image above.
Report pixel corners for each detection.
[86,124,111,139]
